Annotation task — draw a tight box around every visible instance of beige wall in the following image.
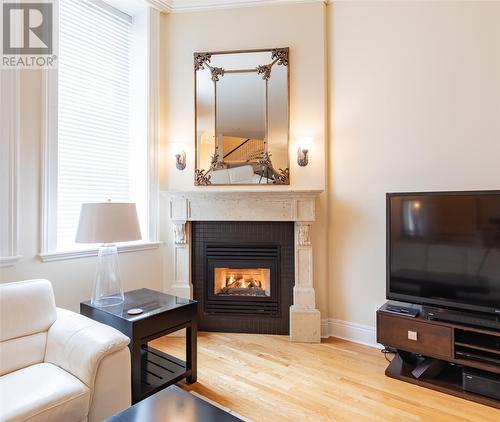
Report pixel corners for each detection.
[159,2,330,315]
[328,1,500,327]
[0,70,164,312]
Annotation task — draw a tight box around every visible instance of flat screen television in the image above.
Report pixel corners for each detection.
[387,190,500,315]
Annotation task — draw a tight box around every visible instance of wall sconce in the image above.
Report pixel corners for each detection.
[175,151,186,170]
[297,138,312,167]
[297,147,309,167]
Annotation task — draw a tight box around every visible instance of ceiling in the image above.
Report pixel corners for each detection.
[154,0,326,13]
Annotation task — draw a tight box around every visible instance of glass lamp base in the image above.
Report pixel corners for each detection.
[91,244,125,307]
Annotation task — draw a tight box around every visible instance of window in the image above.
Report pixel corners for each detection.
[41,0,160,260]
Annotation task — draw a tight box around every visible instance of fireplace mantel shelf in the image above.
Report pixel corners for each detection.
[161,189,324,194]
[163,190,322,224]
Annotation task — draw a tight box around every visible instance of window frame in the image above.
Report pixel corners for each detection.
[0,70,21,267]
[40,4,161,262]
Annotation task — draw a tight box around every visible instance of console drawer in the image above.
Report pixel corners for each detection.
[377,312,452,359]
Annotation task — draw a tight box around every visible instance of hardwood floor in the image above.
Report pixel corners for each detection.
[150,333,500,422]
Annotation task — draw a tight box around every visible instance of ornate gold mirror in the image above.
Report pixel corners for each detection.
[194,48,290,185]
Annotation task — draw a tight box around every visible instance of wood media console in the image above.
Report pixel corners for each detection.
[377,304,500,409]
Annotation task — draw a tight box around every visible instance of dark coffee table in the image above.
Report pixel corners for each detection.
[81,288,197,403]
[105,385,242,421]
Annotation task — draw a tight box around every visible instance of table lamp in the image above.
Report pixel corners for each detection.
[76,202,141,307]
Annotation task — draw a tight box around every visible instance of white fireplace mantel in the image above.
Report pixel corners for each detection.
[162,189,323,343]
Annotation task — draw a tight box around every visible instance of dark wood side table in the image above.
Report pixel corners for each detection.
[81,288,198,404]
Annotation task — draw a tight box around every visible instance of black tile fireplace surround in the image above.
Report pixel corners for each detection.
[192,221,294,334]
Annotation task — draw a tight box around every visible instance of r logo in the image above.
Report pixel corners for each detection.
[2,2,53,54]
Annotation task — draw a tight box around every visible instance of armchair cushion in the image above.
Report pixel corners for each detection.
[0,279,57,341]
[0,363,90,422]
[0,280,57,376]
[0,333,47,376]
[45,308,130,389]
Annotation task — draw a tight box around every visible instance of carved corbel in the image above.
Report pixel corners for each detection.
[173,223,187,245]
[297,223,312,247]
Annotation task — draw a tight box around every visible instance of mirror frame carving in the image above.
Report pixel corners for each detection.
[194,48,290,186]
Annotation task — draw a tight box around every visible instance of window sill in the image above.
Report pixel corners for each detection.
[0,255,23,267]
[38,241,162,263]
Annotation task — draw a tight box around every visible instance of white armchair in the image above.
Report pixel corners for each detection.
[0,279,131,422]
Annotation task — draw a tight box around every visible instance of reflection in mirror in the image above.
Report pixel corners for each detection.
[194,48,290,185]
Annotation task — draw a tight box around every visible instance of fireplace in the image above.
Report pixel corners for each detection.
[192,221,294,334]
[167,190,322,342]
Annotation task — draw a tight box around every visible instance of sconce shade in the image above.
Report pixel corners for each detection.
[76,202,142,244]
[297,147,309,167]
[175,151,186,170]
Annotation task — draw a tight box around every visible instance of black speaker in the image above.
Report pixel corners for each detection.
[463,368,500,401]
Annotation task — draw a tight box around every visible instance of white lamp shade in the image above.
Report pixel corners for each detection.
[76,202,142,244]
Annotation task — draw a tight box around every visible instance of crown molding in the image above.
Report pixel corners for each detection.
[156,0,326,13]
[146,0,172,12]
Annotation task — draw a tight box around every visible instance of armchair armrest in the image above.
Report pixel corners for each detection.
[45,308,130,388]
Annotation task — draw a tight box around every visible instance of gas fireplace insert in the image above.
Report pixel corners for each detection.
[192,221,294,334]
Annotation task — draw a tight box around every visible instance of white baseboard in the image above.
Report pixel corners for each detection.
[320,318,330,338]
[321,318,380,348]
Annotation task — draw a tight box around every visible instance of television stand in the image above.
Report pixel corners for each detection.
[377,304,500,409]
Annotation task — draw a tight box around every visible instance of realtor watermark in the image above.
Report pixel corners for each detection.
[1,0,58,68]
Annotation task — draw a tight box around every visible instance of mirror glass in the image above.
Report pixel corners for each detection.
[194,48,290,185]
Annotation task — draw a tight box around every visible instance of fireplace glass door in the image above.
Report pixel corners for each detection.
[205,244,280,317]
[214,267,271,297]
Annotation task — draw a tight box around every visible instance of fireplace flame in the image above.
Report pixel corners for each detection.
[226,275,256,289]
[215,268,270,296]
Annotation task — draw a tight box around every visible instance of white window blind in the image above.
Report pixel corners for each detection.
[57,0,145,251]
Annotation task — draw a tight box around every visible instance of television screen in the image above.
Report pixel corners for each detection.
[387,191,500,314]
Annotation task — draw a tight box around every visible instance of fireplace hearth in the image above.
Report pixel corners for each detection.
[192,221,294,334]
